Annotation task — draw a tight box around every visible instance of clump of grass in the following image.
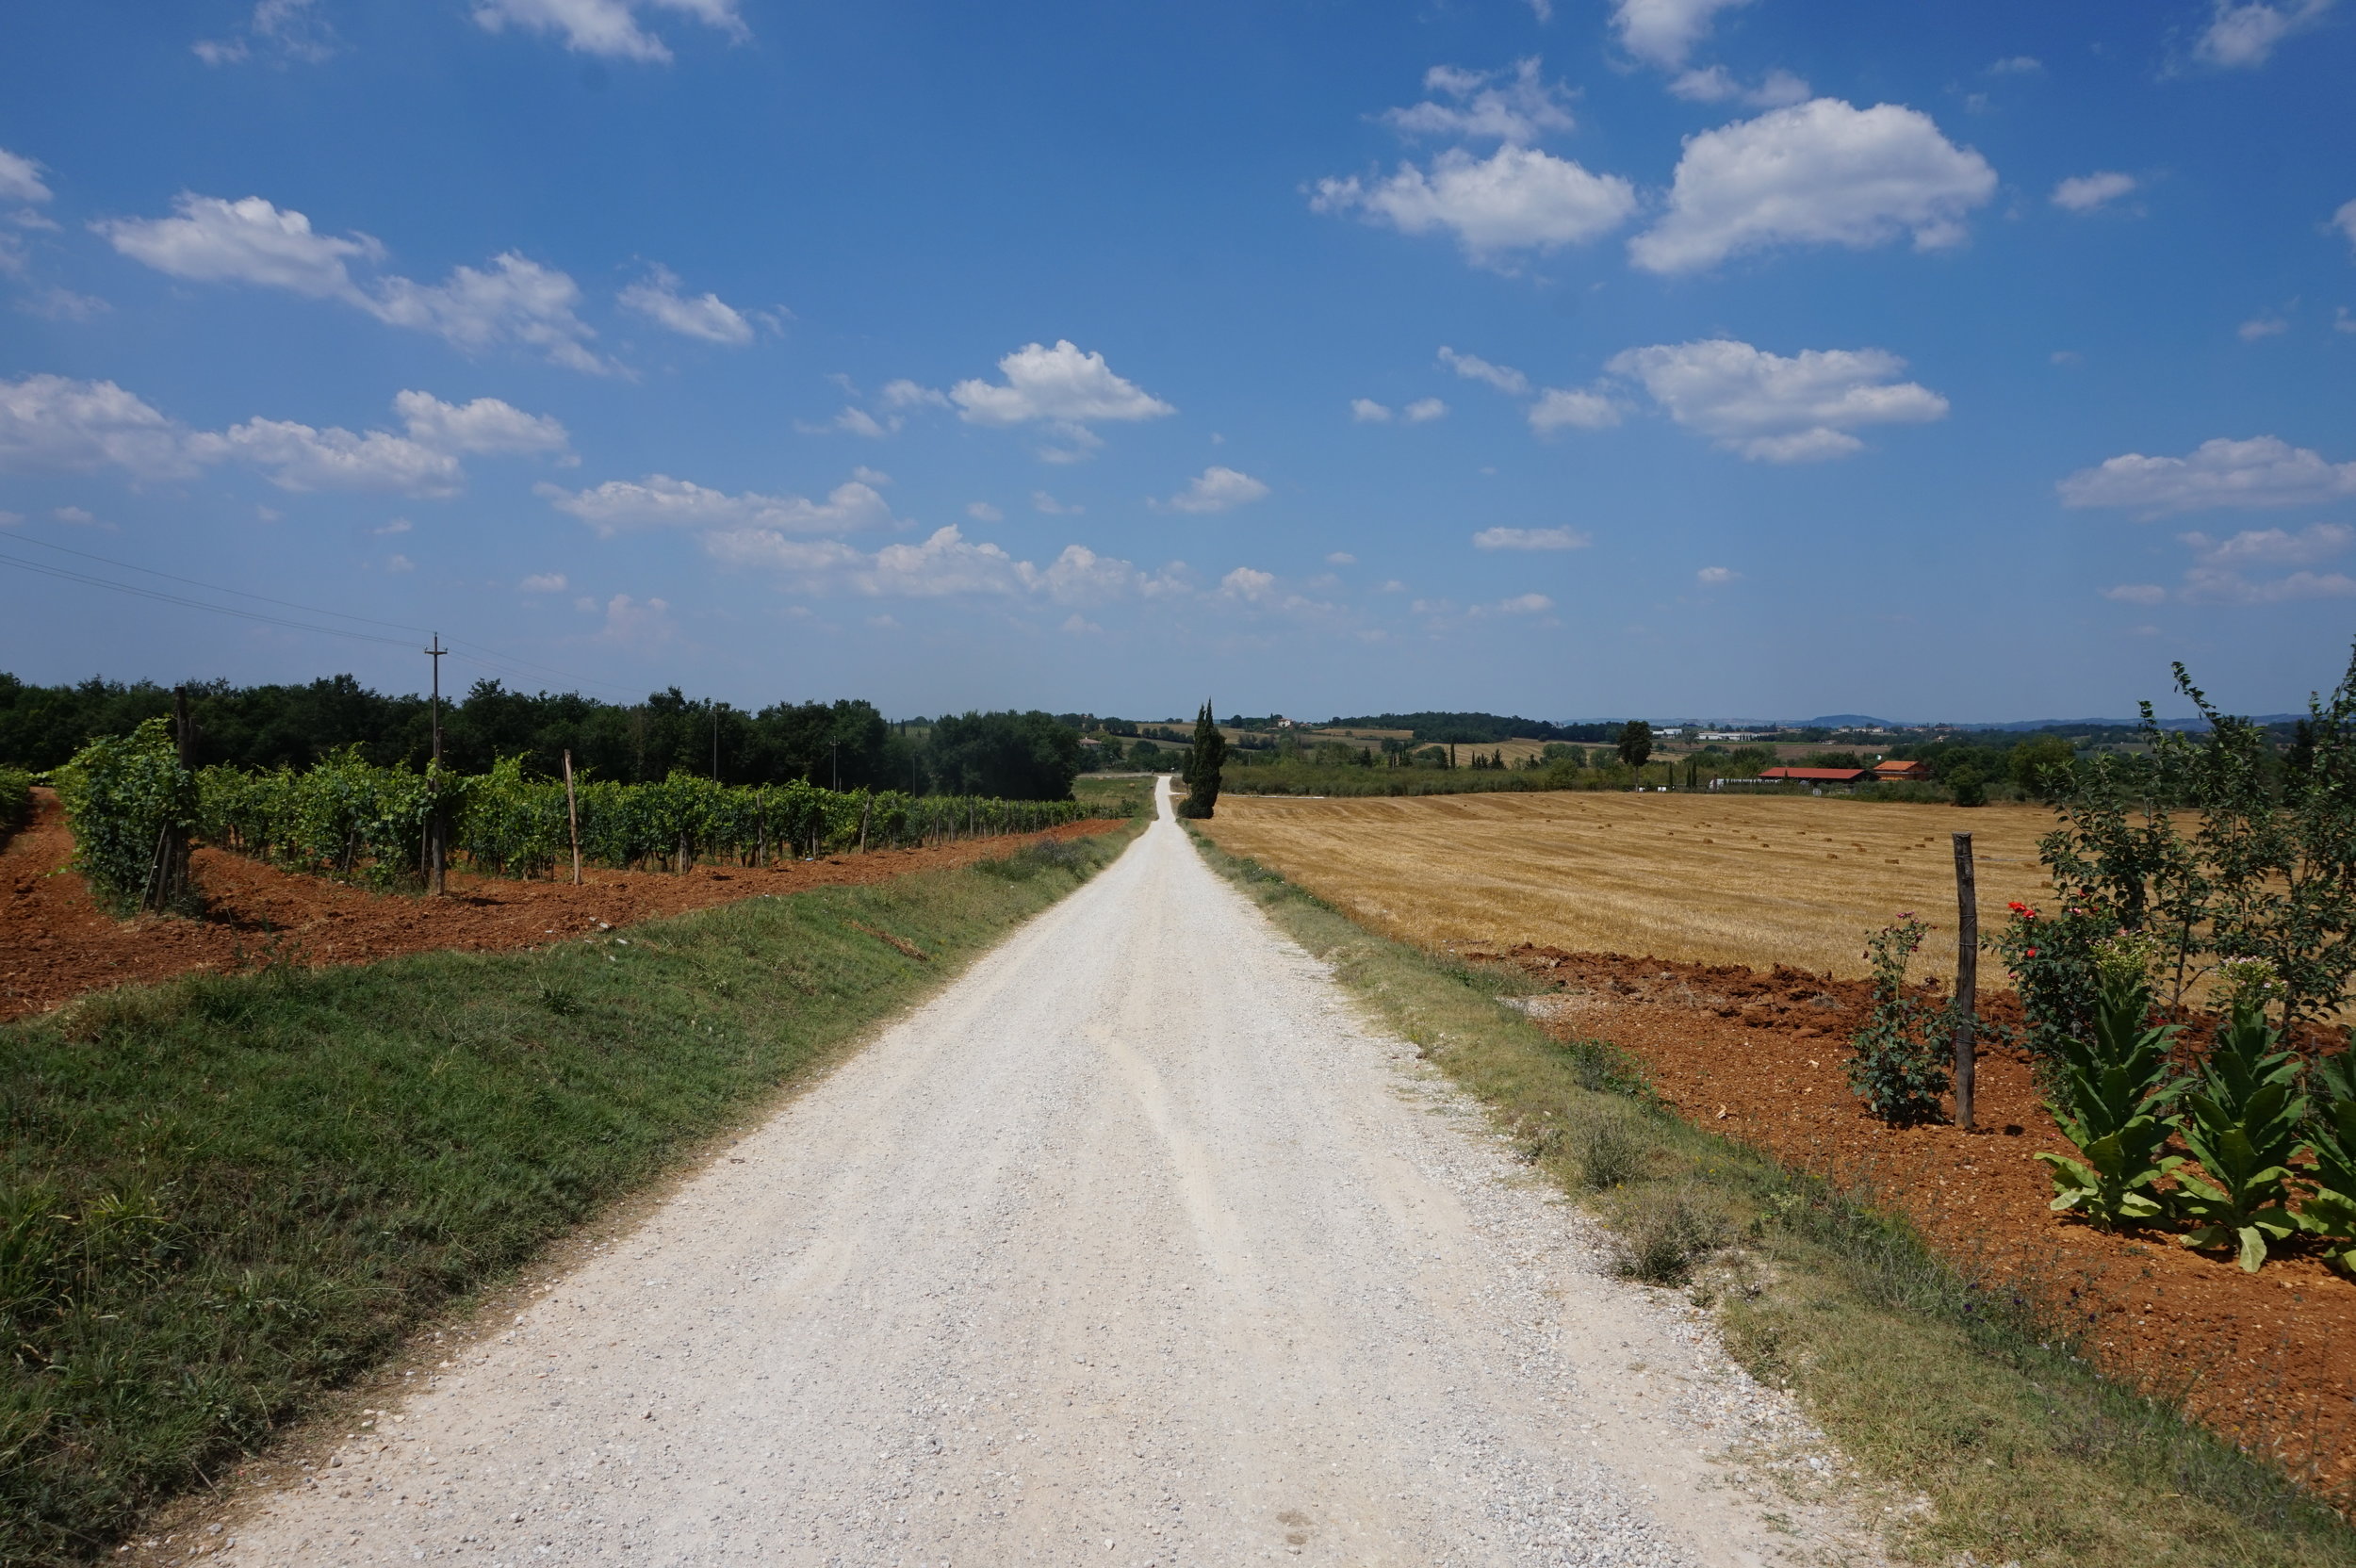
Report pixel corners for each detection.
[0,820,1139,1567]
[1609,1191,1725,1285]
[1185,822,2356,1568]
[1575,1119,1644,1190]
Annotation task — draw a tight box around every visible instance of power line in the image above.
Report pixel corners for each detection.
[0,548,421,649]
[0,532,638,697]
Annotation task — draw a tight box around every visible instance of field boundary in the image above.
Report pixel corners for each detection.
[1183,823,2356,1568]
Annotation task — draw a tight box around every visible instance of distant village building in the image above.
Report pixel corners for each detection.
[1697,730,1765,742]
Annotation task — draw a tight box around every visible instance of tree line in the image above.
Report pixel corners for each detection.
[0,674,1087,801]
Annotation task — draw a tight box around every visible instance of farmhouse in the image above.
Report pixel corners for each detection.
[1759,766,1870,787]
[1871,759,1932,782]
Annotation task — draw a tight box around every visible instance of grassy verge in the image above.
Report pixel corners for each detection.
[0,824,1140,1567]
[1186,825,2356,1568]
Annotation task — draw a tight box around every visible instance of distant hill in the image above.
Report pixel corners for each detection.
[1324,711,1619,744]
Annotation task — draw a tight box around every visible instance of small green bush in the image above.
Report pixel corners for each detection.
[1846,916,1953,1125]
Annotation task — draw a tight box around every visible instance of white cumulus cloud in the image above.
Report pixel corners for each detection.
[541,474,897,537]
[949,340,1174,429]
[218,418,462,495]
[1381,59,1577,144]
[1159,466,1270,514]
[0,374,214,480]
[1351,398,1393,423]
[470,0,748,64]
[1438,347,1530,396]
[0,375,563,495]
[2058,435,2356,514]
[1529,387,1620,433]
[371,253,606,373]
[1612,0,1754,68]
[2195,0,2335,69]
[98,194,609,372]
[1696,565,1740,584]
[96,192,379,299]
[966,501,1005,522]
[2102,583,2169,605]
[1473,526,1590,550]
[522,572,569,592]
[0,148,54,205]
[2053,172,2137,213]
[1667,66,1810,107]
[1607,338,1949,462]
[618,264,755,345]
[1403,397,1448,422]
[1629,99,1996,274]
[194,0,340,65]
[2333,199,2356,253]
[2183,522,2355,566]
[1313,145,1637,263]
[392,390,570,455]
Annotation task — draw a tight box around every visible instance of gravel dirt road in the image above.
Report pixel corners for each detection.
[211,780,1877,1568]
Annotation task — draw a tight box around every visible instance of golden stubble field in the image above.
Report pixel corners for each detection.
[1197,790,2058,984]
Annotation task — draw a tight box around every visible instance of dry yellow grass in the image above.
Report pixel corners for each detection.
[1196,790,2058,984]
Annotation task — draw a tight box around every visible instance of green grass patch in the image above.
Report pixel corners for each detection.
[0,825,1139,1566]
[1186,825,2356,1568]
[1071,775,1153,818]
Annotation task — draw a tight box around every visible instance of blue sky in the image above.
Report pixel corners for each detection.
[1,0,2352,722]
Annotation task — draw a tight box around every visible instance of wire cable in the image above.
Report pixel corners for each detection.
[0,533,637,696]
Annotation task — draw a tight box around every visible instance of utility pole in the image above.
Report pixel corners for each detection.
[1952,830,1978,1131]
[427,634,447,895]
[712,702,720,780]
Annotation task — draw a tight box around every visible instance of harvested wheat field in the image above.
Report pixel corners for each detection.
[1200,790,2055,984]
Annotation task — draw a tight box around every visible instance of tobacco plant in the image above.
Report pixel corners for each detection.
[2172,962,2308,1271]
[2298,1045,2356,1276]
[2035,940,2186,1230]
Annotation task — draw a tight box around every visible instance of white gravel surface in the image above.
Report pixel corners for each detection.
[214,779,1881,1568]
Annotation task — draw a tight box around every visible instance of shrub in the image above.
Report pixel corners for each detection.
[2035,939,2188,1231]
[54,719,199,915]
[0,765,30,847]
[1610,1193,1722,1286]
[1576,1119,1644,1189]
[1846,915,1953,1125]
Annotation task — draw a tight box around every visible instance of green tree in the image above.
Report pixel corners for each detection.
[924,710,1084,800]
[1178,701,1226,819]
[1616,720,1654,776]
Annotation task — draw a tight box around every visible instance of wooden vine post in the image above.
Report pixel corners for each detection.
[562,749,581,886]
[1951,830,1978,1131]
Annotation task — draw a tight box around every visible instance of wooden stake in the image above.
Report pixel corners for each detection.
[858,792,872,854]
[1952,830,1978,1131]
[562,750,581,886]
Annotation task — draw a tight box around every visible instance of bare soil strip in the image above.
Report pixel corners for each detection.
[204,781,1876,1568]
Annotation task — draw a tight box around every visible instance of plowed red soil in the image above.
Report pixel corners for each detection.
[1465,942,2356,1501]
[0,789,1121,1023]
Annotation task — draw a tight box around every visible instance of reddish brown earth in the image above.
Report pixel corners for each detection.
[0,789,1121,1023]
[1465,942,2356,1503]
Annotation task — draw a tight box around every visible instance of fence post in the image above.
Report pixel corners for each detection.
[1951,830,1978,1131]
[859,792,872,854]
[563,750,581,886]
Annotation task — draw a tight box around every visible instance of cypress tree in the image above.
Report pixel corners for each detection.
[1178,700,1226,819]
